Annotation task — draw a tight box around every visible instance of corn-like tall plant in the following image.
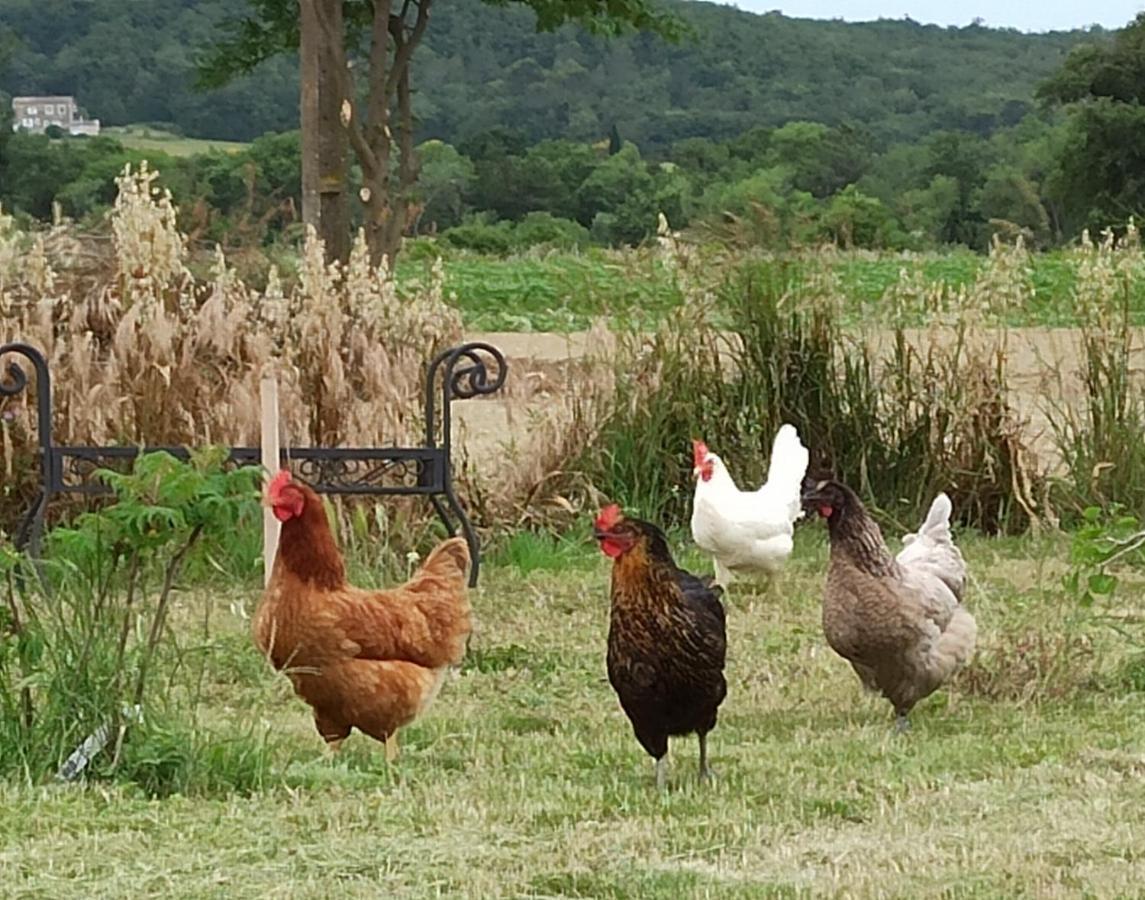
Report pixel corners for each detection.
[1048,226,1145,519]
[0,164,461,534]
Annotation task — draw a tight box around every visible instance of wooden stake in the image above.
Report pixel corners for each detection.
[260,373,281,588]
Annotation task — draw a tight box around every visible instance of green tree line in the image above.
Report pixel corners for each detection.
[2,7,1141,251]
[1,0,1091,146]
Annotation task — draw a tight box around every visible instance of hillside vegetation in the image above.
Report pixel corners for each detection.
[0,4,1139,258]
[0,0,1091,145]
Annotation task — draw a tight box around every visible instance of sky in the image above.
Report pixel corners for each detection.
[727,1,1144,32]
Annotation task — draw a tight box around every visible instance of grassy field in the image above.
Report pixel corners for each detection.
[391,245,1142,333]
[3,529,1144,898]
[105,125,250,157]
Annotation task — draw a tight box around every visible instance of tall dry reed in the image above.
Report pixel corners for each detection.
[1048,225,1145,518]
[578,237,1045,533]
[0,164,461,531]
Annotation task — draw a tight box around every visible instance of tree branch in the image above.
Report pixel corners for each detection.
[314,0,379,177]
[384,0,431,101]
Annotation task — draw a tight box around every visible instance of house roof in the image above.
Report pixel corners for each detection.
[12,96,77,104]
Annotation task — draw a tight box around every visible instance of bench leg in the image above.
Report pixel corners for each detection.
[12,491,48,595]
[14,491,46,558]
[431,491,480,588]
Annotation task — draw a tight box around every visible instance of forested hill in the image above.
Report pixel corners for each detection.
[0,0,1097,146]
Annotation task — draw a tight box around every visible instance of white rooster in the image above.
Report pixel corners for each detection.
[690,424,810,588]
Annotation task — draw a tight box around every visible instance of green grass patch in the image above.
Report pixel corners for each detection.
[393,246,1145,333]
[397,249,683,331]
[105,125,250,157]
[2,532,1145,896]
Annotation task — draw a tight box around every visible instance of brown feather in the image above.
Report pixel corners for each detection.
[597,513,727,766]
[253,482,472,750]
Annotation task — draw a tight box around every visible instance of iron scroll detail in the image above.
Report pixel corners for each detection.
[423,342,508,584]
[0,343,53,556]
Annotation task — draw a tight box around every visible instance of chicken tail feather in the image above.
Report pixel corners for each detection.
[765,424,810,521]
[416,537,471,586]
[915,492,953,543]
[898,492,966,600]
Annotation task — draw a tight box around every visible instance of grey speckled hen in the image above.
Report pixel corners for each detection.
[801,477,977,732]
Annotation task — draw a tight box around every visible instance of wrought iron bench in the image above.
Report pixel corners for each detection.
[0,341,507,586]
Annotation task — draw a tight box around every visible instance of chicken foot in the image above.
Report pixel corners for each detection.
[894,714,911,735]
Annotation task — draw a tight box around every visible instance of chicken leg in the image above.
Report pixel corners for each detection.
[713,559,733,590]
[894,714,911,734]
[385,732,400,762]
[654,755,668,790]
[698,732,716,783]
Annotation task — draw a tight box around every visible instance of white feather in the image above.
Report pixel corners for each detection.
[690,424,810,585]
[896,492,967,601]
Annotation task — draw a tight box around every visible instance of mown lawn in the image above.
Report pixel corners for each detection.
[2,530,1144,898]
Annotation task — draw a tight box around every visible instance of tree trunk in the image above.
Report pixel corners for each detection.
[301,0,350,264]
[299,0,320,236]
[317,0,350,264]
[320,0,432,268]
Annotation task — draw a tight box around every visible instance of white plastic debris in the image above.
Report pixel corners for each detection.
[56,705,143,782]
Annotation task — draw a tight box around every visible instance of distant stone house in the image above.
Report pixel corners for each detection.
[11,96,100,136]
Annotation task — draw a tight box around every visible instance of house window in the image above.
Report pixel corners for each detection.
[26,106,37,115]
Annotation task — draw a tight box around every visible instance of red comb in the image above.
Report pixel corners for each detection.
[692,439,709,467]
[594,503,622,532]
[266,469,292,500]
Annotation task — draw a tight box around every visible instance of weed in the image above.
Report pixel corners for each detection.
[580,244,1041,533]
[0,450,260,784]
[1048,227,1145,518]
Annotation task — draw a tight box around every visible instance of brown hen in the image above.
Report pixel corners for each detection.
[801,477,976,733]
[253,470,472,759]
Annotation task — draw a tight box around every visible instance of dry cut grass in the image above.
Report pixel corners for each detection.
[1,531,1143,898]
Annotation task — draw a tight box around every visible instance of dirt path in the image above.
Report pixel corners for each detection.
[454,327,1145,478]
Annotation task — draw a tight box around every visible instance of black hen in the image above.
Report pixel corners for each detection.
[593,504,727,788]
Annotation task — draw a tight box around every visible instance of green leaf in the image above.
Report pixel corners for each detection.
[1087,572,1118,596]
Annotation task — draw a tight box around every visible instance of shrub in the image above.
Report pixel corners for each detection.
[441,219,515,255]
[511,212,590,251]
[578,244,1043,533]
[0,450,261,784]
